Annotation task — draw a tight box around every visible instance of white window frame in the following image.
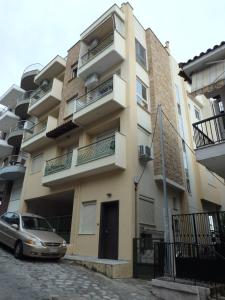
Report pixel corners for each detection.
[135,39,147,68]
[136,77,148,110]
[194,107,201,120]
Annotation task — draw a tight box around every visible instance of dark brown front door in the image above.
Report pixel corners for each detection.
[99,200,119,260]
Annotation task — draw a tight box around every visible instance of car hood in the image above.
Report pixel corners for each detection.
[24,230,65,243]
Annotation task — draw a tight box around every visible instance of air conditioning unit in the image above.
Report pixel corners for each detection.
[138,145,153,162]
[85,73,99,88]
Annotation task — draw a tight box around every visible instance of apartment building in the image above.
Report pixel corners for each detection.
[0,3,224,278]
[0,64,40,214]
[179,41,225,180]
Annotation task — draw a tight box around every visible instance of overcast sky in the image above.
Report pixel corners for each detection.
[0,0,224,95]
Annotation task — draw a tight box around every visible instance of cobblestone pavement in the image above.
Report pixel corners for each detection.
[0,244,155,300]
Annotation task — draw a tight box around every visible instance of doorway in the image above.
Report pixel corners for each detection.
[99,200,119,260]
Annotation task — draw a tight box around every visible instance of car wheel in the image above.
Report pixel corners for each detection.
[14,241,23,259]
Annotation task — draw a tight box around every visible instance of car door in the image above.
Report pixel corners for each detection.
[6,213,20,248]
[0,213,15,247]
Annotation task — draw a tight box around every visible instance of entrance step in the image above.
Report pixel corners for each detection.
[64,255,132,278]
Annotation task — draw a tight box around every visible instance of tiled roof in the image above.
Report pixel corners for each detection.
[179,41,225,68]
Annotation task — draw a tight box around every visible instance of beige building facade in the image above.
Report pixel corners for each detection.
[0,3,224,278]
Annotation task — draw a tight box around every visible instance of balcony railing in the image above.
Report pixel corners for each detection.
[9,120,34,135]
[77,135,115,165]
[193,113,225,148]
[75,77,113,112]
[23,120,47,142]
[44,152,73,176]
[17,90,34,104]
[1,154,27,168]
[30,81,53,107]
[81,32,114,66]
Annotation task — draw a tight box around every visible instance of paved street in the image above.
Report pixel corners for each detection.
[0,244,154,300]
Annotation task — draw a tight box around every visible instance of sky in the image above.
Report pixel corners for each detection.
[0,0,224,95]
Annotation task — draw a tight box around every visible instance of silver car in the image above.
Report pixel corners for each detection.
[0,212,67,259]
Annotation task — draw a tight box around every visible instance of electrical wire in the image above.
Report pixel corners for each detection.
[137,104,160,184]
[161,109,225,187]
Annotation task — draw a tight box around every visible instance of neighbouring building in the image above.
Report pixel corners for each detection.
[0,3,224,278]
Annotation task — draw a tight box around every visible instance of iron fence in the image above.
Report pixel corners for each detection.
[9,120,34,134]
[154,242,225,283]
[193,113,225,148]
[44,152,73,176]
[75,77,113,112]
[81,32,114,66]
[133,238,163,279]
[172,211,225,245]
[1,154,27,168]
[46,215,72,243]
[77,135,115,165]
[23,120,47,142]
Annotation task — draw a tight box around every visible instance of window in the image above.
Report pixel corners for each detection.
[135,39,147,68]
[31,153,43,174]
[218,100,224,113]
[1,213,19,226]
[71,63,78,79]
[186,178,191,194]
[136,78,148,109]
[194,107,200,120]
[182,140,186,152]
[173,197,178,211]
[79,201,96,234]
[139,195,154,226]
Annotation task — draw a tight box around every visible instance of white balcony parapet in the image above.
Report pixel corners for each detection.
[28,78,63,117]
[42,132,126,186]
[78,30,125,80]
[0,154,27,180]
[73,74,126,125]
[21,116,57,153]
[0,108,19,132]
[0,132,13,159]
[6,120,34,147]
[0,85,25,110]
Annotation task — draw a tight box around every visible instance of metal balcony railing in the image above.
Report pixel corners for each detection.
[1,154,27,168]
[77,135,115,165]
[30,81,53,107]
[193,113,225,148]
[75,77,113,112]
[81,32,114,66]
[44,152,73,176]
[9,120,34,135]
[23,120,47,142]
[17,90,34,104]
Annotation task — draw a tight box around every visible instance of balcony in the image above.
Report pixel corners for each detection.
[0,154,26,180]
[0,108,19,132]
[193,113,225,178]
[73,74,126,125]
[15,90,33,119]
[6,120,34,147]
[78,30,125,80]
[28,78,63,117]
[0,133,13,159]
[0,85,25,110]
[21,63,41,91]
[42,132,126,186]
[21,116,57,153]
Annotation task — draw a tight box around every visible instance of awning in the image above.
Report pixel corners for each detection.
[46,120,78,139]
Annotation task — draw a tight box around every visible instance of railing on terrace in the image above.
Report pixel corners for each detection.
[1,154,27,168]
[23,120,47,142]
[17,90,34,104]
[44,152,73,176]
[30,81,53,107]
[8,120,34,134]
[80,32,114,66]
[77,134,115,165]
[193,113,225,148]
[0,107,11,117]
[75,77,113,112]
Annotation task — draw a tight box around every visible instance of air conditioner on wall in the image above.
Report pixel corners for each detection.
[138,145,153,162]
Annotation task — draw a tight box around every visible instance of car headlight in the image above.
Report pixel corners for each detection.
[62,240,67,247]
[26,239,44,247]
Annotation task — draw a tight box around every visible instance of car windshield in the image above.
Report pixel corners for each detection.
[22,216,52,232]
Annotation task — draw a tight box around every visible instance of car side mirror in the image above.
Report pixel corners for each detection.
[11,224,19,230]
